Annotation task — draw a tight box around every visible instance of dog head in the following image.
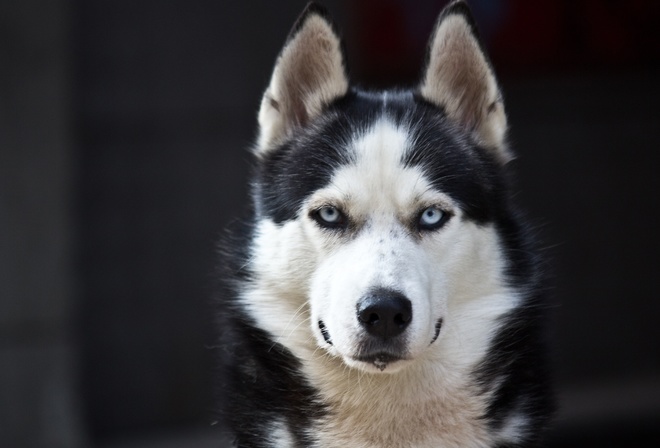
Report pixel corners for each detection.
[246,1,514,373]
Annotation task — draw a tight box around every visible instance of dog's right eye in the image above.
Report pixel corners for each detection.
[312,206,346,229]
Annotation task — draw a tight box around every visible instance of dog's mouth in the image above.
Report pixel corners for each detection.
[352,352,408,371]
[319,317,443,372]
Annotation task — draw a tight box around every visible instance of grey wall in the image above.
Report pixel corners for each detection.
[1,1,85,446]
[505,74,660,445]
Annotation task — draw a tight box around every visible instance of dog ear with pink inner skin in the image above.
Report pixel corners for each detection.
[256,3,348,155]
[420,0,511,163]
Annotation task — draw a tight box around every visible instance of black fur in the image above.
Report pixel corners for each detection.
[220,317,326,447]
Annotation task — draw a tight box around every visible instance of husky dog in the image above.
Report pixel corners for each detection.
[217,1,553,446]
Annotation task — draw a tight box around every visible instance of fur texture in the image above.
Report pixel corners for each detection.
[217,2,554,447]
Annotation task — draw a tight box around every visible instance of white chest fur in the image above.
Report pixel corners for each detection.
[305,354,493,448]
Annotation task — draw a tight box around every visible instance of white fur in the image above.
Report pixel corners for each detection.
[240,118,520,446]
[495,410,529,445]
[269,418,296,448]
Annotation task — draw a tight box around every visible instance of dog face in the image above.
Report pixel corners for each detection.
[244,2,513,373]
[305,118,464,373]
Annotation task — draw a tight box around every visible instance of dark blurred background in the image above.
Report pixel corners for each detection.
[2,0,659,446]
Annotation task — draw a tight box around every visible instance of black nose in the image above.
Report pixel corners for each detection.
[357,289,412,339]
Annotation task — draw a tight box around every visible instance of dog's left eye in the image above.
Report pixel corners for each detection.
[418,206,448,230]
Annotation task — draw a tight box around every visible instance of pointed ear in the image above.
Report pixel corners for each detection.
[420,1,511,163]
[256,3,348,154]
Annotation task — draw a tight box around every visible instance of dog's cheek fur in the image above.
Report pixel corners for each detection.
[433,223,520,364]
[438,221,513,307]
[238,219,319,354]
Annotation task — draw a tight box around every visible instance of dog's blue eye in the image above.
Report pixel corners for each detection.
[314,206,346,228]
[319,206,340,223]
[418,207,447,230]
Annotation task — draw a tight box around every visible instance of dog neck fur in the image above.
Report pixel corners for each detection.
[420,1,511,163]
[257,4,348,152]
